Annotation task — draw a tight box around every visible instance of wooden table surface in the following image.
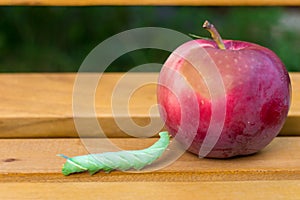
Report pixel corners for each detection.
[0,72,299,199]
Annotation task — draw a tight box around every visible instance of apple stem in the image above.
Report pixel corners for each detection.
[202,20,226,50]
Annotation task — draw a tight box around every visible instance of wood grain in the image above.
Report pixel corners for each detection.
[0,137,299,182]
[1,181,300,200]
[0,0,300,5]
[0,73,299,138]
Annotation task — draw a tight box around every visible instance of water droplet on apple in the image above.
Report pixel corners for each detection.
[247,121,255,126]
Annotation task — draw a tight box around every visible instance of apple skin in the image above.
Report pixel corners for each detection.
[157,39,291,158]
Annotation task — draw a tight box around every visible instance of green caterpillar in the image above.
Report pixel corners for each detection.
[58,131,170,176]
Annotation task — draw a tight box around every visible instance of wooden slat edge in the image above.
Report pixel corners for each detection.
[1,181,300,199]
[0,72,299,138]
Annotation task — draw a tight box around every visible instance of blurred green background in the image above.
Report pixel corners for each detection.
[0,6,299,72]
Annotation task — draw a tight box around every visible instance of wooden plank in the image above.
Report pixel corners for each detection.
[0,73,299,138]
[0,0,300,6]
[0,137,299,182]
[1,181,300,200]
[281,72,300,135]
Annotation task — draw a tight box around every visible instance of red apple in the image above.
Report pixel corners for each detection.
[157,21,291,158]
